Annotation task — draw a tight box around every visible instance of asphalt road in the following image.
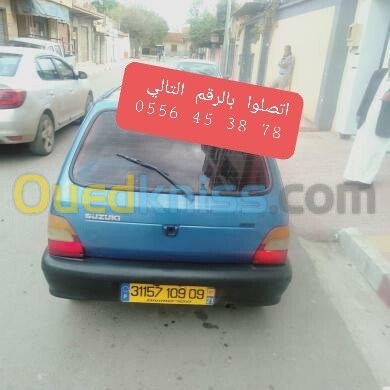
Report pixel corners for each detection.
[0,66,380,390]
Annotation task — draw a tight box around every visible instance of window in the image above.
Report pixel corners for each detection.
[32,16,48,38]
[72,111,270,194]
[36,57,59,80]
[52,58,74,80]
[0,54,21,76]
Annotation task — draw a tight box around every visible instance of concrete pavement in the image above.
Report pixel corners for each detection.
[300,238,390,386]
[278,131,390,240]
[0,64,387,390]
[0,199,380,389]
[277,131,390,307]
[77,59,132,77]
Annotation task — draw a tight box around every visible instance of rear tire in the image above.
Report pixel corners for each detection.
[76,93,93,124]
[85,93,93,114]
[29,113,55,156]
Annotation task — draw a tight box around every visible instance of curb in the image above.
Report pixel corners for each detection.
[336,228,390,307]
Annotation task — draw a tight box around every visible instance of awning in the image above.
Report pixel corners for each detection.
[16,0,70,23]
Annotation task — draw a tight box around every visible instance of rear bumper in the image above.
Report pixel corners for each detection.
[41,250,292,306]
[0,114,36,144]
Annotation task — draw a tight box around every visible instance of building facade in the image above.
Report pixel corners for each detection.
[231,0,359,131]
[70,0,102,62]
[94,16,129,64]
[230,0,389,135]
[163,31,191,57]
[14,0,73,54]
[0,0,129,65]
[333,0,390,135]
[0,0,18,41]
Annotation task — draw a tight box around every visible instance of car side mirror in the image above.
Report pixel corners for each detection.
[78,71,88,79]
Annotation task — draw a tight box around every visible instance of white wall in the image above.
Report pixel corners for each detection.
[264,6,335,122]
[332,0,390,134]
[104,33,129,62]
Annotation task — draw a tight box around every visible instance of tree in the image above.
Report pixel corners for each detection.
[91,0,118,14]
[188,0,203,20]
[189,11,217,49]
[216,0,238,29]
[147,12,169,46]
[109,4,168,57]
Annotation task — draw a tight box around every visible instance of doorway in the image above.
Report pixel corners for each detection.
[79,26,89,62]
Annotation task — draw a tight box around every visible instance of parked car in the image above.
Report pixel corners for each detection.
[6,37,75,66]
[0,46,93,155]
[175,59,223,78]
[41,88,292,307]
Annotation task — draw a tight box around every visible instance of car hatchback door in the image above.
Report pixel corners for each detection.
[66,109,287,264]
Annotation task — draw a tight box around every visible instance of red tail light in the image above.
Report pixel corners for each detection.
[0,89,26,109]
[253,226,289,265]
[48,240,84,258]
[48,214,84,259]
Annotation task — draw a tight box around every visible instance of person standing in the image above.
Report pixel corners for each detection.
[157,46,164,62]
[343,58,390,188]
[271,45,295,90]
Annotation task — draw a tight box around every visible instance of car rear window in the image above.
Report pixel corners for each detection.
[176,62,220,77]
[72,111,270,195]
[0,53,22,76]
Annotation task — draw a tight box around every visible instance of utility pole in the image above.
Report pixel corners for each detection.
[221,0,232,77]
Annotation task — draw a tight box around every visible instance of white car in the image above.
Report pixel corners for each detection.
[175,59,223,78]
[0,46,93,155]
[6,37,76,66]
[7,37,65,56]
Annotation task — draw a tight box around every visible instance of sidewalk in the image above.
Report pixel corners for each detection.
[75,56,176,77]
[76,59,131,76]
[278,131,390,240]
[279,131,390,305]
[299,117,318,131]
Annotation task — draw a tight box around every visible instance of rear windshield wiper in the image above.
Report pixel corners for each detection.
[116,153,192,199]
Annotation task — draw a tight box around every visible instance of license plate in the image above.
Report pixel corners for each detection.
[120,283,216,305]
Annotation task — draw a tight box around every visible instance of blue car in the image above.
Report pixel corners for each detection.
[42,88,291,306]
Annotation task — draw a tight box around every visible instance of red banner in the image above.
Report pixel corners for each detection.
[117,62,303,159]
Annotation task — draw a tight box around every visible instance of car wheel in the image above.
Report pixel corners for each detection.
[29,113,55,156]
[85,93,93,114]
[75,93,93,124]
